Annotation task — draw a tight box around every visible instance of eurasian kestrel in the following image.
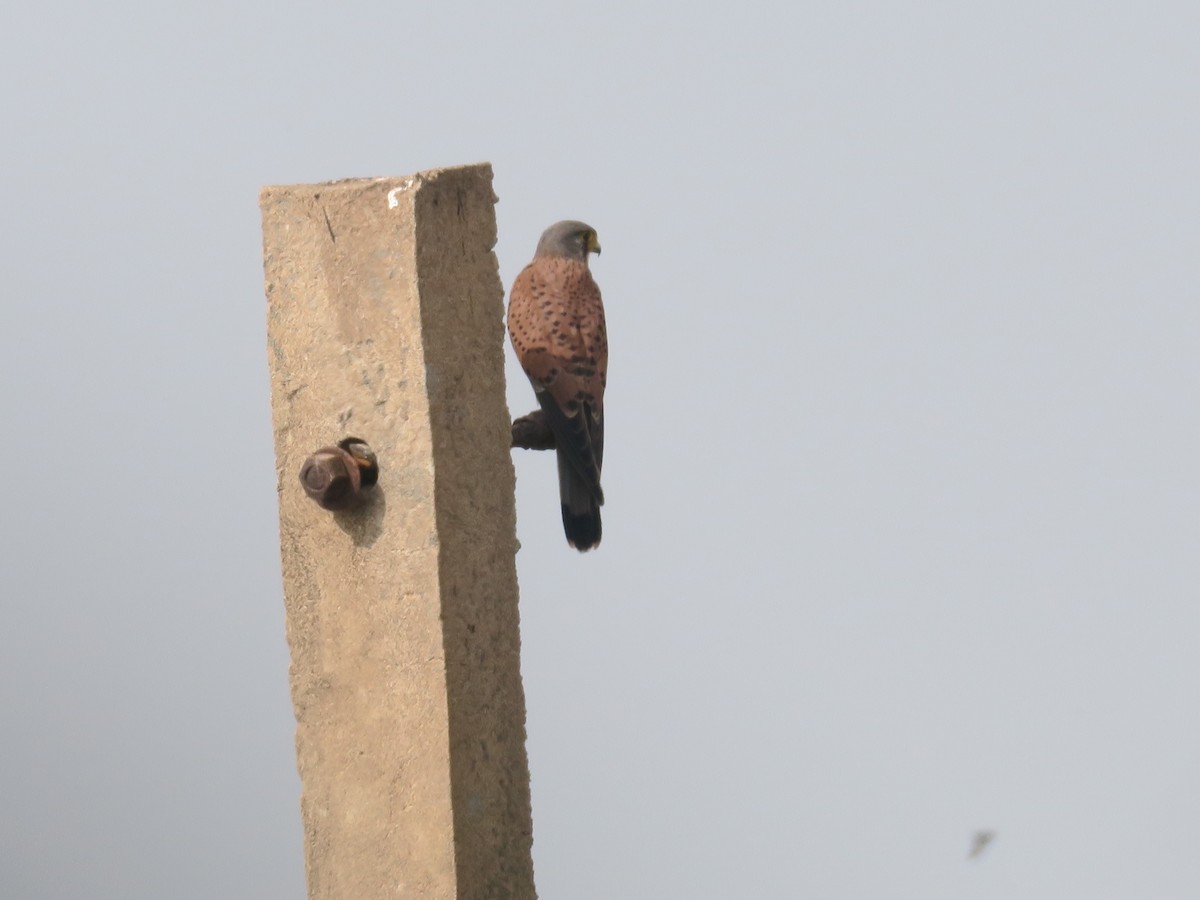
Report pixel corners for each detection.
[508,220,607,551]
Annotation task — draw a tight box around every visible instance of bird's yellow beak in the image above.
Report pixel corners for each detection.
[587,231,602,255]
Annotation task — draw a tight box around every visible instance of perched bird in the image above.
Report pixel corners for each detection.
[508,220,607,550]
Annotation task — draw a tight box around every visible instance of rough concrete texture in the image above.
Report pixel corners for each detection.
[261,164,534,900]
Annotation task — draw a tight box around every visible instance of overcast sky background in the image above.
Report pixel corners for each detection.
[2,2,1198,898]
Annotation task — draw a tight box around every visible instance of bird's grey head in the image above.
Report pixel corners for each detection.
[535,220,601,262]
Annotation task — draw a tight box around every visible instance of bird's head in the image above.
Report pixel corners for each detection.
[535,220,601,262]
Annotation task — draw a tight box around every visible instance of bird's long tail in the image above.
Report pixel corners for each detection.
[536,391,604,551]
[558,448,602,551]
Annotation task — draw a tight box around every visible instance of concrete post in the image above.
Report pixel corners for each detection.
[260,164,535,900]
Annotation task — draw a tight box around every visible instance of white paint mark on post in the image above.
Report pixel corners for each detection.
[387,179,416,208]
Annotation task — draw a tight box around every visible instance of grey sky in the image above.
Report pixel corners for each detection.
[3,2,1198,898]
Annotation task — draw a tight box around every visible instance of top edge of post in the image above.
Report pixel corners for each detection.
[258,162,494,201]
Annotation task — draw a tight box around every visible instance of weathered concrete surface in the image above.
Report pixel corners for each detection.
[261,164,534,900]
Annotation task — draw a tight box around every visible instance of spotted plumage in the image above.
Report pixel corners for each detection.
[508,220,607,550]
